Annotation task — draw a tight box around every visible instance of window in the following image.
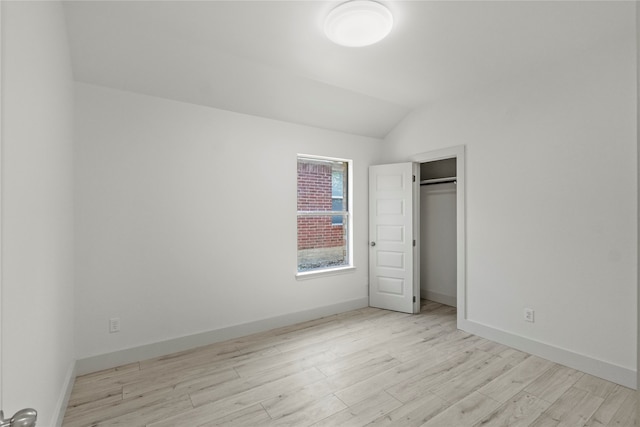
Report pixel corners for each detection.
[297,155,351,273]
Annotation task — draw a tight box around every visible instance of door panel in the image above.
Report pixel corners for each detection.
[377,251,404,268]
[369,162,419,313]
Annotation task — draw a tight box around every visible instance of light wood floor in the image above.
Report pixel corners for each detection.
[63,301,637,427]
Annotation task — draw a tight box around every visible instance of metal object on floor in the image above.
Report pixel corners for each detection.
[0,409,37,427]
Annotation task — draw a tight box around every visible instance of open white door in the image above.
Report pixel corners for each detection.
[369,162,420,314]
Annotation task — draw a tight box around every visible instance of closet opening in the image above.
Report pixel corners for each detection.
[419,158,457,307]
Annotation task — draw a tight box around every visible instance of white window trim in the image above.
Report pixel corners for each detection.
[296,154,354,279]
[296,266,356,280]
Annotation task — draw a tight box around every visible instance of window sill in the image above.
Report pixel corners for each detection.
[296,266,356,280]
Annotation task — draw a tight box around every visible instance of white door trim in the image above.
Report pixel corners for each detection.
[411,146,466,325]
[411,162,420,314]
[0,0,5,408]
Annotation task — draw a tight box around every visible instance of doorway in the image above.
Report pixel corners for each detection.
[412,146,466,324]
[419,158,457,308]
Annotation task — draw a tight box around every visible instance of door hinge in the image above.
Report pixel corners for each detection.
[413,174,416,182]
[413,239,416,247]
[413,296,416,303]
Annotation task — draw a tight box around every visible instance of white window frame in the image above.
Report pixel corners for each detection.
[296,154,354,279]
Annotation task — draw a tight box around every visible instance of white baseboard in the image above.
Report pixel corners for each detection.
[76,298,635,390]
[76,297,369,376]
[422,290,457,307]
[52,361,76,427]
[459,318,637,390]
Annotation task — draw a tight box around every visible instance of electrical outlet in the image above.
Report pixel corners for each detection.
[523,308,535,323]
[109,317,120,333]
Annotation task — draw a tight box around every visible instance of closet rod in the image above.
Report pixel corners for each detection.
[420,177,457,186]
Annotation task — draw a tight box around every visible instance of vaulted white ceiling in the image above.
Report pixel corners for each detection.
[63,1,633,138]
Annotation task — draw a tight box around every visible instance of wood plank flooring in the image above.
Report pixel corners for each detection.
[62,301,637,427]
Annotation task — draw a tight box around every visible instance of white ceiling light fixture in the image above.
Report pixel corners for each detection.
[324,0,393,47]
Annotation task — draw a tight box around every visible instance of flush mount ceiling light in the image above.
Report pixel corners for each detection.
[324,1,393,47]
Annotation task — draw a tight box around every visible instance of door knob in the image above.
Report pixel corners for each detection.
[0,409,37,427]
[370,242,376,247]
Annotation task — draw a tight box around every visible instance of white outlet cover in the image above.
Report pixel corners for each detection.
[109,317,120,333]
[523,308,534,322]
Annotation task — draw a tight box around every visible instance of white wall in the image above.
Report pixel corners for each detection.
[420,183,457,306]
[385,18,637,383]
[1,1,75,425]
[74,83,383,362]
